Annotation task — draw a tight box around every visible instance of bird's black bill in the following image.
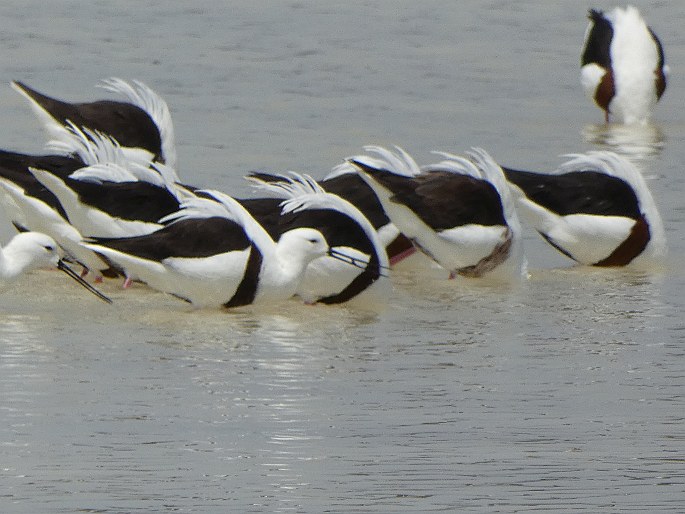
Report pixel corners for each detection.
[327,249,390,278]
[57,260,113,304]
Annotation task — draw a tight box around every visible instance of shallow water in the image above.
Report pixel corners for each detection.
[0,1,684,512]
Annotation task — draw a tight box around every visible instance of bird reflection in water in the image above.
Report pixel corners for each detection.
[582,122,665,163]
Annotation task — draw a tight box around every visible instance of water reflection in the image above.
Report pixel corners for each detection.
[582,122,666,162]
[525,265,669,352]
[0,314,44,351]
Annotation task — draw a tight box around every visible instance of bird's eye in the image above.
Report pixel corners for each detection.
[44,245,55,251]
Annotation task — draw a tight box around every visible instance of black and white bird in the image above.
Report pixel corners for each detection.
[247,173,391,306]
[248,169,415,266]
[504,151,666,267]
[30,162,183,238]
[0,231,111,303]
[12,78,177,166]
[82,189,360,309]
[351,146,526,281]
[581,6,668,124]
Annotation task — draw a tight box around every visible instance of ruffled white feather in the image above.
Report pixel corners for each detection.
[327,145,421,179]
[161,189,276,257]
[98,78,177,167]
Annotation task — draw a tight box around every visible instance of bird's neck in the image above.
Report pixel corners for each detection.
[272,244,312,286]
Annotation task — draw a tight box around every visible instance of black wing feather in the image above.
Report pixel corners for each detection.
[354,161,506,230]
[66,178,181,223]
[504,167,641,218]
[14,81,163,162]
[581,9,613,68]
[90,217,250,261]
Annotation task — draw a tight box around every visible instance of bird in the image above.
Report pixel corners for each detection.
[28,132,186,237]
[247,169,415,266]
[12,78,177,167]
[503,151,666,267]
[30,163,184,239]
[82,189,360,309]
[581,6,668,124]
[0,231,111,303]
[351,146,525,280]
[246,173,391,306]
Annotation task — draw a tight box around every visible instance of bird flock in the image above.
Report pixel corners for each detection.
[0,6,669,310]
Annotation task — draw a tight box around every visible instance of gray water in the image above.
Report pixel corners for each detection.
[0,1,684,512]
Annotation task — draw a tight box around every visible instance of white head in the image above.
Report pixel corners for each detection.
[0,232,113,302]
[3,232,61,273]
[275,228,330,267]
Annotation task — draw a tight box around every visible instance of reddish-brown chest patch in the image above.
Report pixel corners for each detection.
[594,215,650,266]
[594,68,616,114]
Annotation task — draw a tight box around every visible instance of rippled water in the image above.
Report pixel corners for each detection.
[1,1,684,512]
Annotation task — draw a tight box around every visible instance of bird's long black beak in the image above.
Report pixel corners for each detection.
[327,248,390,278]
[57,260,113,304]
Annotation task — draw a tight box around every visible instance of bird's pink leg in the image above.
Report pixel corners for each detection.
[389,246,417,266]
